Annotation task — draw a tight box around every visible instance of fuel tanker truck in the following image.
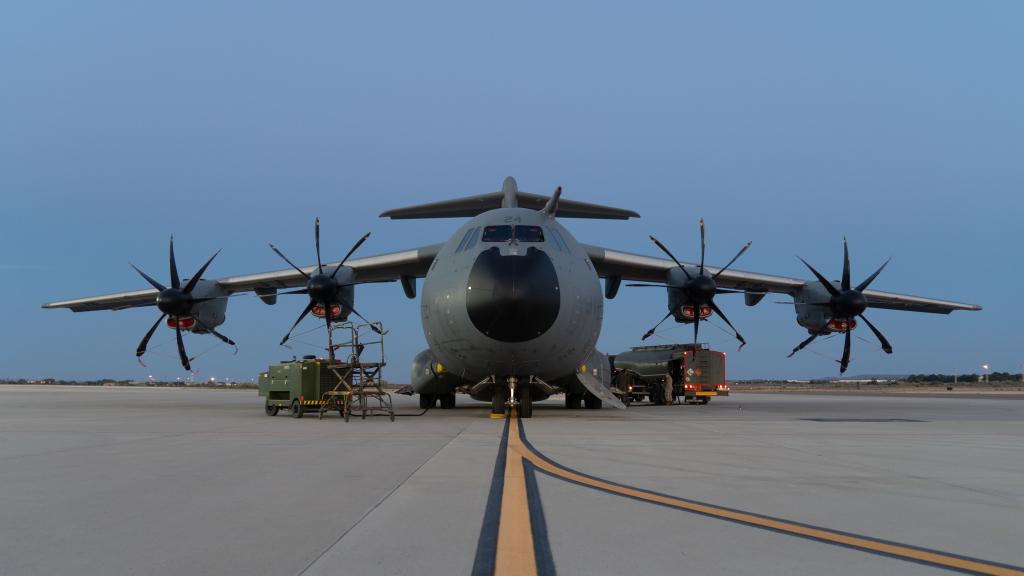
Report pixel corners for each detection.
[611,343,729,405]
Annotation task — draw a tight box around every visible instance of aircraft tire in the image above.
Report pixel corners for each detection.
[491,386,506,415]
[565,393,582,410]
[584,393,602,410]
[419,394,436,410]
[519,386,533,418]
[439,394,456,409]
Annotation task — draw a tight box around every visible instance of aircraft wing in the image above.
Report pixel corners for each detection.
[42,243,444,312]
[583,244,981,314]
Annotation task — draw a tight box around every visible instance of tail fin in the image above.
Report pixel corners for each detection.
[379,177,639,220]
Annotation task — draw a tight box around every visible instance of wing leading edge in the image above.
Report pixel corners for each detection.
[41,243,443,313]
[583,244,981,314]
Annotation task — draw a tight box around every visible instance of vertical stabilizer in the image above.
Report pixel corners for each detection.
[501,176,519,208]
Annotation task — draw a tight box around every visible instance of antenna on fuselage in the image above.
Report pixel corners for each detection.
[541,186,562,217]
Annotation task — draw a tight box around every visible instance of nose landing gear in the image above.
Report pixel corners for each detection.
[490,375,535,418]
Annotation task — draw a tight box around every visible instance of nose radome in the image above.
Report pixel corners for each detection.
[466,247,560,343]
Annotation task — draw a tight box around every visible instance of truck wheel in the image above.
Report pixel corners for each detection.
[265,403,279,416]
[291,400,303,419]
[699,397,710,404]
[651,384,664,405]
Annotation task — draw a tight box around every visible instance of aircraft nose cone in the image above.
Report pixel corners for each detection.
[466,247,561,342]
[156,289,193,316]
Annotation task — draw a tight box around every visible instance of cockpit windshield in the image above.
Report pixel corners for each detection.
[481,225,545,243]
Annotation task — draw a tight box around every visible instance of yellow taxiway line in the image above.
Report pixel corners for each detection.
[495,413,1024,576]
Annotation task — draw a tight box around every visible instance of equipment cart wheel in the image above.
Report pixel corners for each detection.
[291,400,303,419]
[265,403,279,416]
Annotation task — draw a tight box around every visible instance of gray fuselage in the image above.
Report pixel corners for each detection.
[420,208,602,383]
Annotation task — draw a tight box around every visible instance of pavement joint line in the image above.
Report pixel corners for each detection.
[297,422,472,576]
[513,416,1024,576]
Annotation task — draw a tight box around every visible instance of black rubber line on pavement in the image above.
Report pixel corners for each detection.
[516,418,1024,576]
[523,460,557,576]
[471,417,510,576]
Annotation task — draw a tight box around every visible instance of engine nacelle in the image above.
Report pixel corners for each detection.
[793,282,855,333]
[178,279,228,332]
[665,268,711,323]
[411,348,456,395]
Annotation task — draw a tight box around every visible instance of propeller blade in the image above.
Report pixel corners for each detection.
[280,301,315,345]
[699,218,706,275]
[136,313,167,358]
[130,264,167,292]
[269,243,310,279]
[650,236,692,280]
[858,314,893,354]
[788,326,828,358]
[841,238,851,292]
[195,319,236,347]
[797,257,840,298]
[839,328,852,374]
[709,301,746,350]
[342,300,383,334]
[713,241,752,280]
[642,311,673,340]
[693,314,700,352]
[855,257,891,293]
[315,217,323,274]
[175,323,191,371]
[169,236,180,289]
[332,232,371,278]
[182,249,221,294]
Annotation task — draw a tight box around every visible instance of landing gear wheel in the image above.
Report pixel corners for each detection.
[419,394,436,410]
[518,386,533,419]
[265,403,279,416]
[439,394,456,409]
[491,385,507,416]
[291,400,303,419]
[565,393,582,410]
[584,393,602,410]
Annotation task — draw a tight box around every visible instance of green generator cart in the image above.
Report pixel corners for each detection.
[258,356,343,418]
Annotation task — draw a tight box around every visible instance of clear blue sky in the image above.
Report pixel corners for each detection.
[2,1,1021,382]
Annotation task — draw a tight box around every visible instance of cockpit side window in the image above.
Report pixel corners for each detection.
[455,227,479,252]
[482,225,513,242]
[514,225,544,242]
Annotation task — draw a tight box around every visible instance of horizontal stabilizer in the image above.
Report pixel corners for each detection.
[380,179,639,220]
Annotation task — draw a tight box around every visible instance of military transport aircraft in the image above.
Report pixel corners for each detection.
[42,177,981,417]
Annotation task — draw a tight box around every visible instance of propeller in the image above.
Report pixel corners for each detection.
[788,238,893,373]
[270,218,379,345]
[132,237,229,371]
[634,219,751,350]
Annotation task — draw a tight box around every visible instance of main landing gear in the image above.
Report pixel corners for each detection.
[419,393,457,410]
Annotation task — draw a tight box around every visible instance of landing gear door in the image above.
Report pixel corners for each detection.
[576,349,626,410]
